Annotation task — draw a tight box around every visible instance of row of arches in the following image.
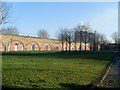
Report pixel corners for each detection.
[3,40,61,51]
[0,40,90,52]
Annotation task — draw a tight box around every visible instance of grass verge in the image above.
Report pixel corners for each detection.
[2,51,117,89]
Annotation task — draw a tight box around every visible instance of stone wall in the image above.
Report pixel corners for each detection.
[0,34,90,52]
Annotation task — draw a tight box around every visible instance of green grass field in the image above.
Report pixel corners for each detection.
[2,51,117,89]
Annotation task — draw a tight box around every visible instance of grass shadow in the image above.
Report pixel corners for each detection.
[59,83,120,90]
[59,83,93,90]
[2,83,120,90]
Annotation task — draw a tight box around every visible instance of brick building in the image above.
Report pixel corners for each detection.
[0,34,90,52]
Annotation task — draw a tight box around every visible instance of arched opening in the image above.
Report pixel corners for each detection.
[15,43,18,51]
[32,44,35,51]
[54,46,59,50]
[46,45,48,51]
[54,44,62,50]
[41,43,52,51]
[8,40,23,51]
[27,41,39,51]
[71,44,75,51]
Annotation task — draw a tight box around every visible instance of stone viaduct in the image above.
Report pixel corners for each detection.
[0,34,90,52]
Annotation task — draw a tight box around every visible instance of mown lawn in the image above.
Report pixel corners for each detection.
[2,51,117,89]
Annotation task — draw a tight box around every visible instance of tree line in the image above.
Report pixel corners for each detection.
[57,24,110,51]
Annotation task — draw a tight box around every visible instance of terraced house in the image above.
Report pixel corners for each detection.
[0,34,91,52]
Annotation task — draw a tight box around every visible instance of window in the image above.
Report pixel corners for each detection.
[46,45,48,51]
[15,43,18,51]
[39,46,41,51]
[32,44,35,51]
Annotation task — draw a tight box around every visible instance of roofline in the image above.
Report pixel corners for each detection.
[0,34,59,41]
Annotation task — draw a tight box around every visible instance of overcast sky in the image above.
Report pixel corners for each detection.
[7,2,118,40]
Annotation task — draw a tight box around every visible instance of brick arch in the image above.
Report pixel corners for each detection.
[26,41,40,51]
[8,40,24,51]
[0,41,4,52]
[53,43,62,50]
[41,42,52,51]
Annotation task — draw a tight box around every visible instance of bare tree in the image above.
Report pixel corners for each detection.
[82,24,90,51]
[74,25,82,51]
[73,28,77,51]
[37,29,50,38]
[111,32,119,51]
[67,30,73,51]
[57,28,65,51]
[64,29,69,51]
[96,32,108,51]
[111,32,118,44]
[57,27,71,51]
[0,1,11,27]
[74,24,90,51]
[88,31,95,51]
[96,33,107,44]
[0,26,19,35]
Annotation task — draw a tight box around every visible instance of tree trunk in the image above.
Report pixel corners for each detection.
[75,41,77,51]
[69,42,71,51]
[66,41,67,51]
[62,39,64,51]
[85,42,86,51]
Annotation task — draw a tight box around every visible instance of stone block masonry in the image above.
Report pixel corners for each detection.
[0,34,90,52]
